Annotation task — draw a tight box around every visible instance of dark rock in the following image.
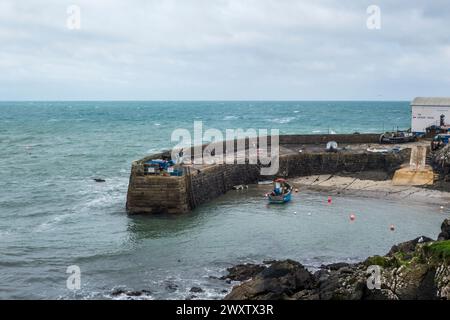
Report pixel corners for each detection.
[225,260,315,300]
[165,282,178,292]
[320,262,350,271]
[339,267,355,274]
[291,290,320,300]
[416,268,439,300]
[111,289,151,297]
[438,219,450,240]
[387,236,433,257]
[190,287,203,293]
[317,271,341,300]
[111,288,127,296]
[313,269,330,283]
[390,264,431,300]
[260,260,315,289]
[349,280,367,300]
[318,265,367,300]
[262,260,278,265]
[362,287,391,300]
[221,263,266,282]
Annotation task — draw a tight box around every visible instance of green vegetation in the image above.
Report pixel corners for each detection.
[365,255,392,268]
[426,240,450,262]
[365,250,424,269]
[391,252,411,267]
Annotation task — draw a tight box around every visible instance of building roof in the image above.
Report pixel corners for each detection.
[411,97,450,107]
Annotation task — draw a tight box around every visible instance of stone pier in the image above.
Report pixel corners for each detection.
[126,134,412,214]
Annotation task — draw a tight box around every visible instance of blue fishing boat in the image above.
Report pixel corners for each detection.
[268,178,293,204]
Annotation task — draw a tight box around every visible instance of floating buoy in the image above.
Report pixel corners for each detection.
[327,196,332,204]
[264,193,269,197]
[295,188,299,193]
[349,214,356,221]
[307,212,312,216]
[440,206,444,210]
[390,224,395,231]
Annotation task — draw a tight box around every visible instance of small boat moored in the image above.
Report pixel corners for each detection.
[325,141,339,153]
[379,131,417,144]
[366,147,389,153]
[268,178,293,204]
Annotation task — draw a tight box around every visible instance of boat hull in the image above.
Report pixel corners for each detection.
[268,191,292,204]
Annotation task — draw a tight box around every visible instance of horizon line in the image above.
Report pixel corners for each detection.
[0,99,411,102]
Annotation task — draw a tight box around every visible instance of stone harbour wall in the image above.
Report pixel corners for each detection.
[188,164,261,209]
[126,134,410,215]
[126,163,261,214]
[277,150,410,178]
[278,134,381,145]
[126,165,190,214]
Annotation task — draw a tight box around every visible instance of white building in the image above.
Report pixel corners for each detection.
[411,97,450,133]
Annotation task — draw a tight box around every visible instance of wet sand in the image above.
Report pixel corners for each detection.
[292,172,450,205]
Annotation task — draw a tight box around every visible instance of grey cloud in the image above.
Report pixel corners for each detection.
[0,0,449,100]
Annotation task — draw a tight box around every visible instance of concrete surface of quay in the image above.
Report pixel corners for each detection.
[126,134,427,214]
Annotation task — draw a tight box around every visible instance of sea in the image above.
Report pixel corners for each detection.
[0,101,448,299]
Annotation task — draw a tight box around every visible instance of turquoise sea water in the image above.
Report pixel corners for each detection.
[0,101,447,299]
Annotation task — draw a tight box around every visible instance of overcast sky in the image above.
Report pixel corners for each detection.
[1,0,450,100]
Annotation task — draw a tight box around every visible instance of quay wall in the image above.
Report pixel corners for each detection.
[126,174,189,214]
[132,134,381,165]
[278,134,380,145]
[197,133,382,154]
[126,162,261,214]
[185,150,409,213]
[126,134,408,215]
[188,164,261,209]
[277,150,409,178]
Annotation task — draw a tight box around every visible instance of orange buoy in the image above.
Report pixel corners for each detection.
[350,214,356,221]
[390,224,395,231]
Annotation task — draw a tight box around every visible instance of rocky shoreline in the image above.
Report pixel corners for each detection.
[222,219,450,300]
[108,220,450,301]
